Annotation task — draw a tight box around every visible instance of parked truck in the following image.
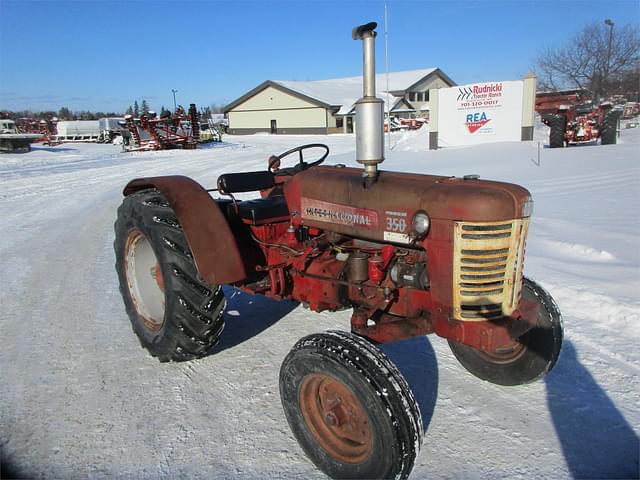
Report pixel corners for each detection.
[0,119,43,153]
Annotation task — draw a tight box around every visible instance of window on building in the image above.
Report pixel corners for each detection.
[336,117,343,128]
[409,92,417,102]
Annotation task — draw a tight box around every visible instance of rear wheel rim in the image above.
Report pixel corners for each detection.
[299,373,373,464]
[124,229,165,331]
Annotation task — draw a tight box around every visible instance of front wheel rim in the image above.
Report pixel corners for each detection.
[476,335,528,364]
[299,373,373,464]
[124,229,166,331]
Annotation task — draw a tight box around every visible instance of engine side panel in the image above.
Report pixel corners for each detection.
[284,166,531,245]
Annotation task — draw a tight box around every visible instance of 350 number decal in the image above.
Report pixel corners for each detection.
[386,217,407,232]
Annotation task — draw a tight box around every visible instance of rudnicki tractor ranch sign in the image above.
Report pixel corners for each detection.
[437,80,525,147]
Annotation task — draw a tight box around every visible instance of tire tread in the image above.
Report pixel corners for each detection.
[114,188,225,362]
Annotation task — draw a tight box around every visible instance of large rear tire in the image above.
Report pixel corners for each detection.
[600,110,621,145]
[280,331,423,479]
[448,278,563,386]
[548,114,567,148]
[114,188,226,362]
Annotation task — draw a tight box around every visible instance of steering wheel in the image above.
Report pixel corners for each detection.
[268,143,329,175]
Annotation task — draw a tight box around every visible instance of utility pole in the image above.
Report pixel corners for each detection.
[604,19,614,101]
[171,89,178,112]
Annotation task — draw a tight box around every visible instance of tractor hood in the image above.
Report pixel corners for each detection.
[284,165,531,243]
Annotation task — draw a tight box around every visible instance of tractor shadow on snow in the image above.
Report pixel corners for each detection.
[212,286,299,353]
[212,287,439,432]
[545,340,639,479]
[379,337,439,432]
[30,145,77,153]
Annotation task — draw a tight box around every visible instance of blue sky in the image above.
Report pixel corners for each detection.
[0,0,638,113]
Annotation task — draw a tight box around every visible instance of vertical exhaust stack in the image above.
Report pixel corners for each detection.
[352,22,385,184]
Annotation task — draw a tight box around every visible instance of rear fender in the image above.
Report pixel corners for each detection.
[124,175,246,285]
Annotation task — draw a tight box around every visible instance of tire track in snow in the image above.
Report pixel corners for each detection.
[532,178,640,197]
[0,191,128,477]
[529,168,638,187]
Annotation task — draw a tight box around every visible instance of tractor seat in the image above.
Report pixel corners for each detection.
[217,171,274,194]
[236,195,290,225]
[217,171,288,224]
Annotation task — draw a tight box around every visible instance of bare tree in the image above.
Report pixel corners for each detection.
[535,21,640,101]
[209,103,226,113]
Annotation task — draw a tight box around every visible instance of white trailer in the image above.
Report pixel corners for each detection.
[54,120,100,142]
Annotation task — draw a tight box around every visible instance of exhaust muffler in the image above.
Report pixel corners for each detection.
[352,22,385,183]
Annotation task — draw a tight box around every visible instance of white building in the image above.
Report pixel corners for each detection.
[224,68,456,135]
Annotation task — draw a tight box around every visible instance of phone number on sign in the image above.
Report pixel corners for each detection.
[460,100,499,108]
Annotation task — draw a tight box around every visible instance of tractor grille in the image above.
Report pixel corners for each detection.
[452,219,529,321]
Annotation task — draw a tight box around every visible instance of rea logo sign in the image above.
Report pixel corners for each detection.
[438,79,525,146]
[465,112,491,134]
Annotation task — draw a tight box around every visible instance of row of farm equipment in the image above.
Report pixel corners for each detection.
[123,104,221,151]
[0,104,223,153]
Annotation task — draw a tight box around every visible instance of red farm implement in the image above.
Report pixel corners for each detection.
[536,90,622,147]
[124,104,199,151]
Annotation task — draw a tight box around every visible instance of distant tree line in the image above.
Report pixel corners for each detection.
[0,107,123,121]
[535,21,640,102]
[122,100,227,122]
[2,100,227,122]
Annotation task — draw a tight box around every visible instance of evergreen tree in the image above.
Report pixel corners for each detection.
[125,106,133,116]
[58,107,72,120]
[133,101,139,118]
[141,99,149,116]
[160,105,168,117]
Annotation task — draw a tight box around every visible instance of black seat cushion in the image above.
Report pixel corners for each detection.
[237,196,289,224]
[218,171,274,193]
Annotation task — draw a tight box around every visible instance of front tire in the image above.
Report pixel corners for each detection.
[449,278,563,386]
[280,331,423,479]
[114,188,226,362]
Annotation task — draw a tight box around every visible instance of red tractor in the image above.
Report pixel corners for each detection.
[538,96,621,148]
[115,23,563,479]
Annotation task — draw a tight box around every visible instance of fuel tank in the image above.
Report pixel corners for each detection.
[283,165,531,244]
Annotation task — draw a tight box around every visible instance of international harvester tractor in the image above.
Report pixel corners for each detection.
[115,23,563,479]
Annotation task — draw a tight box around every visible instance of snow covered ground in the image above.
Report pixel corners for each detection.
[1,124,638,479]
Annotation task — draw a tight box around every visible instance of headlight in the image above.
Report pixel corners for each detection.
[522,197,534,217]
[412,211,430,235]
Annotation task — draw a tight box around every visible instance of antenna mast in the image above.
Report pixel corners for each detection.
[384,1,391,150]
